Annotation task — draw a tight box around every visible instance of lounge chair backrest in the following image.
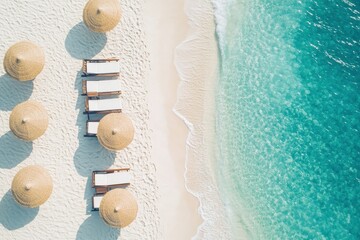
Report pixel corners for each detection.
[87,61,119,74]
[87,80,121,93]
[88,98,122,111]
[94,171,132,186]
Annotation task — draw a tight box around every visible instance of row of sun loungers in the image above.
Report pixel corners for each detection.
[82,58,121,99]
[92,168,131,210]
[82,59,131,210]
[82,58,122,114]
[82,59,122,133]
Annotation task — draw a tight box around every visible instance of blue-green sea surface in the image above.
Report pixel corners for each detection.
[215,0,360,239]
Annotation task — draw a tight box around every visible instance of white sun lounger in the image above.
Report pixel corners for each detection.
[82,80,122,97]
[85,97,122,114]
[85,120,99,137]
[91,168,131,211]
[92,169,132,187]
[92,194,104,210]
[82,59,120,77]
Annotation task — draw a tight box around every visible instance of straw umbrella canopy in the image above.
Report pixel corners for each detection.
[3,41,45,81]
[97,113,134,151]
[99,189,138,228]
[83,0,121,33]
[9,100,49,141]
[11,165,53,208]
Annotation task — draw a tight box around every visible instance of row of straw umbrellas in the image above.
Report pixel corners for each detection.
[8,98,135,149]
[3,0,138,229]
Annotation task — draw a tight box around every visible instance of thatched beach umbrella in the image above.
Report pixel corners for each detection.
[9,100,49,141]
[99,189,138,228]
[97,113,134,151]
[11,165,53,208]
[3,41,45,81]
[83,0,121,33]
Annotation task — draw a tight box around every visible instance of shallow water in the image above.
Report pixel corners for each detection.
[214,0,360,238]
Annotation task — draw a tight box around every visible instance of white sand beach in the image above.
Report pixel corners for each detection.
[144,0,202,239]
[0,0,226,239]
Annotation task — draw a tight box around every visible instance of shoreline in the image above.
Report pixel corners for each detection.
[174,0,231,239]
[145,0,232,239]
[144,0,202,239]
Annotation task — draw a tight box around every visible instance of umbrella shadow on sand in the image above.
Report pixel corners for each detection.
[0,74,33,111]
[76,212,120,240]
[0,191,39,230]
[84,177,95,214]
[65,22,107,60]
[73,71,116,177]
[0,132,33,169]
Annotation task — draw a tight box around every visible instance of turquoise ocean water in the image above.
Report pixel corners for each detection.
[215,0,360,239]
